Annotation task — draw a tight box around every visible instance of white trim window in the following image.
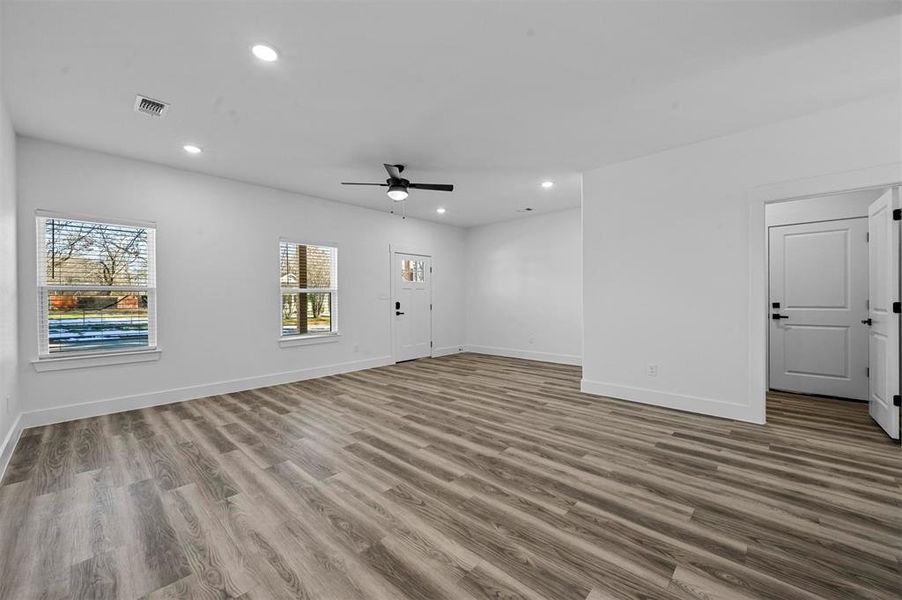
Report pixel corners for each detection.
[279,241,338,339]
[36,213,157,357]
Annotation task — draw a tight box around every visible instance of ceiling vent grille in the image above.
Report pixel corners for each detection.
[134,95,169,117]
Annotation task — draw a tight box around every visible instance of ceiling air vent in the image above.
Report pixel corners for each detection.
[134,95,169,117]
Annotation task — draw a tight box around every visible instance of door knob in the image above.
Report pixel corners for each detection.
[861,318,873,326]
[772,314,789,320]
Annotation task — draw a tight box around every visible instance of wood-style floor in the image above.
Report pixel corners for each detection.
[1,354,900,600]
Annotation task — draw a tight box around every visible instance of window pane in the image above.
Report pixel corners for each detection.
[401,259,424,282]
[281,293,299,336]
[282,292,333,336]
[44,219,149,286]
[280,242,334,289]
[306,246,333,288]
[48,291,149,353]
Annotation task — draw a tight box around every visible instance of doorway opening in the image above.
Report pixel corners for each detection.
[390,249,433,363]
[765,187,900,440]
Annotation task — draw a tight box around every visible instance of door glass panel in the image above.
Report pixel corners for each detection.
[401,259,425,282]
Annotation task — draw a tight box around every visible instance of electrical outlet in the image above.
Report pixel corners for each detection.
[647,364,658,377]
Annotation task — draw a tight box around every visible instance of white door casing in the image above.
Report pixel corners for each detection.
[866,189,900,439]
[768,218,868,400]
[392,251,432,362]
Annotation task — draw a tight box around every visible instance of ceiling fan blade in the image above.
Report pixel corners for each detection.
[408,183,454,192]
[383,164,403,179]
[341,182,388,186]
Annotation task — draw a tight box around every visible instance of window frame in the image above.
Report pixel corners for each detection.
[34,210,158,361]
[278,239,339,344]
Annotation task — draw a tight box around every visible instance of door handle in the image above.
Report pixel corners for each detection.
[396,311,405,316]
[771,314,789,320]
[861,318,873,326]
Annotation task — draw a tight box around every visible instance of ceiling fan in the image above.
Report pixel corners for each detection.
[342,164,453,202]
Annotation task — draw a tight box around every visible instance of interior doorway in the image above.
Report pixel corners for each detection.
[768,217,868,400]
[391,250,433,362]
[765,187,900,440]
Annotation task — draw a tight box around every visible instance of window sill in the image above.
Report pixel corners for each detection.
[279,333,340,348]
[33,348,161,372]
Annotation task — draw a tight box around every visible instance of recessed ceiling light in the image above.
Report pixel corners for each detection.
[251,44,279,62]
[183,144,202,154]
[436,207,446,214]
[541,180,554,189]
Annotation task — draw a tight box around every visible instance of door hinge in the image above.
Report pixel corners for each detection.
[894,208,901,221]
[894,395,901,407]
[894,301,901,314]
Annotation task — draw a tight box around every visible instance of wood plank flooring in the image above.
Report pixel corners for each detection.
[1,354,900,599]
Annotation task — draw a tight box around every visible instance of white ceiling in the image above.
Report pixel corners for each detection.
[3,1,900,227]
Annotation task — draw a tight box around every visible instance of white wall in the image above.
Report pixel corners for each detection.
[16,138,466,425]
[465,208,581,365]
[0,3,21,472]
[765,189,883,227]
[582,92,902,422]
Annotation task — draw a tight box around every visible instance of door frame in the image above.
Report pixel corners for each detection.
[389,245,433,363]
[748,163,902,427]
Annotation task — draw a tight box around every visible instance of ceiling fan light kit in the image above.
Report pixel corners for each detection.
[387,185,409,201]
[342,164,453,208]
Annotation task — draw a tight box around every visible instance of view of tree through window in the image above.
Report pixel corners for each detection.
[37,216,156,354]
[280,242,337,336]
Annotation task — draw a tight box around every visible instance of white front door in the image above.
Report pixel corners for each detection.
[392,252,432,362]
[768,218,869,400]
[866,190,900,439]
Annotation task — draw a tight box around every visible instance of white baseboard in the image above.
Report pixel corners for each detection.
[0,412,24,483]
[432,346,463,358]
[465,344,581,366]
[20,355,394,430]
[580,378,763,424]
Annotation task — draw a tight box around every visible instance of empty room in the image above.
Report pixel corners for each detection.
[0,1,900,599]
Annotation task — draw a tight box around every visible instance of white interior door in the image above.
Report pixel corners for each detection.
[768,218,868,400]
[392,252,432,362]
[866,190,900,439]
